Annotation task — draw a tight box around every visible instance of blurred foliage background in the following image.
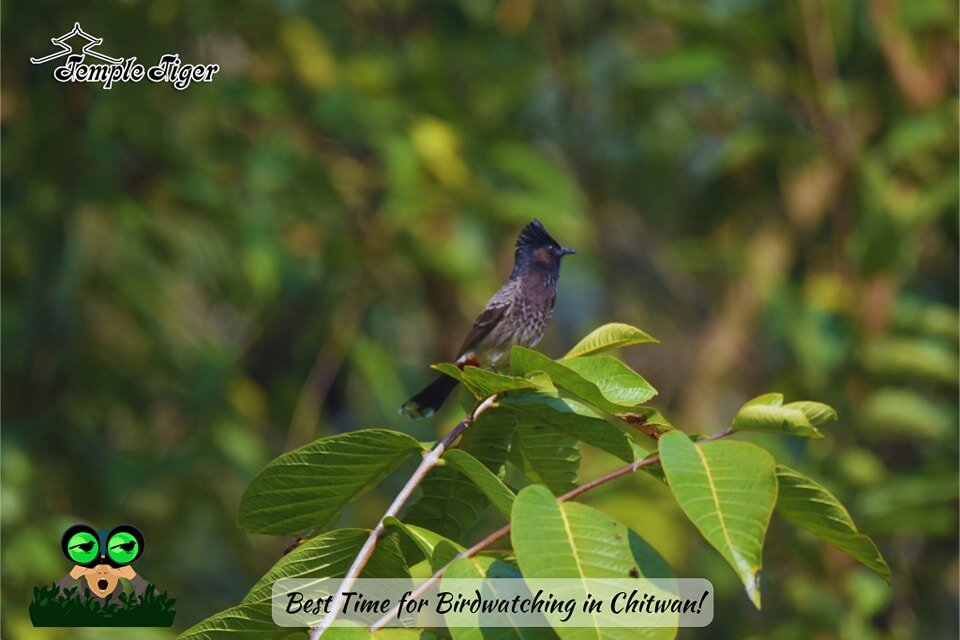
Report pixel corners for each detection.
[2,1,957,638]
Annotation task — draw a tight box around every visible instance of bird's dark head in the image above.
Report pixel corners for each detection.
[513,220,575,276]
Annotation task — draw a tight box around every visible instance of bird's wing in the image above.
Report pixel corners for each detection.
[455,298,511,360]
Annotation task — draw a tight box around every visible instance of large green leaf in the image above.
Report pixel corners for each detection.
[731,393,836,439]
[243,529,410,605]
[179,529,408,640]
[238,430,425,535]
[502,398,636,463]
[659,431,777,608]
[775,464,890,582]
[563,323,658,358]
[445,449,517,518]
[510,348,647,414]
[405,409,516,539]
[502,397,641,494]
[560,356,657,405]
[511,485,675,640]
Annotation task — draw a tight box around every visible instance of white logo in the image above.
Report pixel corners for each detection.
[31,22,219,90]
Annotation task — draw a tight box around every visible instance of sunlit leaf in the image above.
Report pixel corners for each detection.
[560,356,657,405]
[659,431,777,608]
[510,347,649,413]
[563,323,658,358]
[511,485,676,639]
[731,393,835,439]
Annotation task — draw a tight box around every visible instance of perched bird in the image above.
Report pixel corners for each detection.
[400,220,575,419]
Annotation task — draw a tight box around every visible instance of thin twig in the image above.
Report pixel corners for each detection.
[310,394,499,639]
[368,426,735,631]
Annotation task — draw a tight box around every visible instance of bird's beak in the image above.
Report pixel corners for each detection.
[558,247,576,256]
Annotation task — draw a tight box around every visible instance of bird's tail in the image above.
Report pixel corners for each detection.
[400,374,460,419]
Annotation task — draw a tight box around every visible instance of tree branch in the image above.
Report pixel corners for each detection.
[368,426,735,632]
[310,394,499,639]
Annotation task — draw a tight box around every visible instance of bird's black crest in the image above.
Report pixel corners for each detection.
[516,219,560,249]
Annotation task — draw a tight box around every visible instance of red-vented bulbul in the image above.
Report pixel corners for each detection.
[400,220,575,419]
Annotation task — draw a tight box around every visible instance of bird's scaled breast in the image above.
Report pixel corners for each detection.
[513,296,553,345]
[469,275,558,369]
[491,294,553,358]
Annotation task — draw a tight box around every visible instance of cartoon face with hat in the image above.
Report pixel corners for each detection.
[57,524,150,602]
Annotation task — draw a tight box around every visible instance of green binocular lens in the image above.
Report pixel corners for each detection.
[64,528,99,566]
[61,524,144,567]
[106,528,141,565]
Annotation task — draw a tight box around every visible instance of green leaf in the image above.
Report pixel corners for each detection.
[238,429,425,535]
[511,485,675,640]
[243,529,409,605]
[659,431,777,608]
[512,424,580,495]
[559,356,657,405]
[431,540,462,569]
[731,393,836,439]
[510,347,645,414]
[432,362,464,381]
[502,398,636,463]
[445,554,523,580]
[563,323,658,358]
[775,465,890,582]
[784,401,838,426]
[434,363,543,399]
[384,517,465,566]
[405,409,515,539]
[444,556,556,640]
[180,529,408,640]
[501,397,636,462]
[444,449,517,518]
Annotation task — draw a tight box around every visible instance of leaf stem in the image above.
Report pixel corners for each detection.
[367,426,734,632]
[310,394,499,639]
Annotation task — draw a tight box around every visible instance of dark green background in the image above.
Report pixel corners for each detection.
[2,1,957,638]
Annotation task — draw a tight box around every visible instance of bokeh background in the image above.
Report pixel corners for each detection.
[2,1,957,638]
